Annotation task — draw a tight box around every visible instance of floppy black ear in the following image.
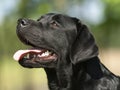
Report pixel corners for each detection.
[70,18,98,64]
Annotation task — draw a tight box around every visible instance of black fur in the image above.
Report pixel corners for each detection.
[16,13,120,90]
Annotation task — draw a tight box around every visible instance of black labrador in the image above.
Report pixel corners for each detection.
[14,13,120,90]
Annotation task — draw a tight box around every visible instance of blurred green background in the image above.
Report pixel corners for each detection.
[0,0,120,90]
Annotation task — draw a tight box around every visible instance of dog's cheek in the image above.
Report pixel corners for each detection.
[44,31,69,49]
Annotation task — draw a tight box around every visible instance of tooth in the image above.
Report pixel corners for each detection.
[26,53,29,58]
[44,51,50,56]
[40,53,45,57]
[24,53,29,58]
[34,55,36,58]
[37,50,52,58]
[38,54,41,57]
[40,52,49,57]
[42,53,46,56]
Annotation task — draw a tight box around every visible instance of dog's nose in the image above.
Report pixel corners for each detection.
[18,18,28,27]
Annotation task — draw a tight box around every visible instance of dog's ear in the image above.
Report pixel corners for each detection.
[70,18,98,64]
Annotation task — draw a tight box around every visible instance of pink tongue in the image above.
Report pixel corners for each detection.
[13,50,42,61]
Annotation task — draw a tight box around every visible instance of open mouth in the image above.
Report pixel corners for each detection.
[13,48,57,62]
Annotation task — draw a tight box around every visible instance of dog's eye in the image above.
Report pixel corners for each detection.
[50,20,58,27]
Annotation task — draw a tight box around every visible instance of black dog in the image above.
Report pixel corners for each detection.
[14,13,120,90]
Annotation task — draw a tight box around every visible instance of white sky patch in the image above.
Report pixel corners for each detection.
[67,0,105,25]
[0,0,19,24]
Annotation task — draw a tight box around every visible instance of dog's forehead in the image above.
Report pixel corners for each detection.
[38,13,72,22]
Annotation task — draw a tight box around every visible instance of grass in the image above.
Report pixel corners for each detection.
[0,55,48,90]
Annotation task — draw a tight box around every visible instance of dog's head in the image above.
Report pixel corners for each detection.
[14,13,98,68]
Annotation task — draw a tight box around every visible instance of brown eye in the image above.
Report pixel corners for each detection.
[50,21,58,27]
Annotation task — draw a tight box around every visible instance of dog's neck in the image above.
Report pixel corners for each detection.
[44,68,59,90]
[44,57,103,90]
[44,63,73,90]
[74,57,103,79]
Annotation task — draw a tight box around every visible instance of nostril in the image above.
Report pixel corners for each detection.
[21,19,27,26]
[18,18,28,27]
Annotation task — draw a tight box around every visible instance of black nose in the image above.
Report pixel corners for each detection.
[18,18,28,27]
